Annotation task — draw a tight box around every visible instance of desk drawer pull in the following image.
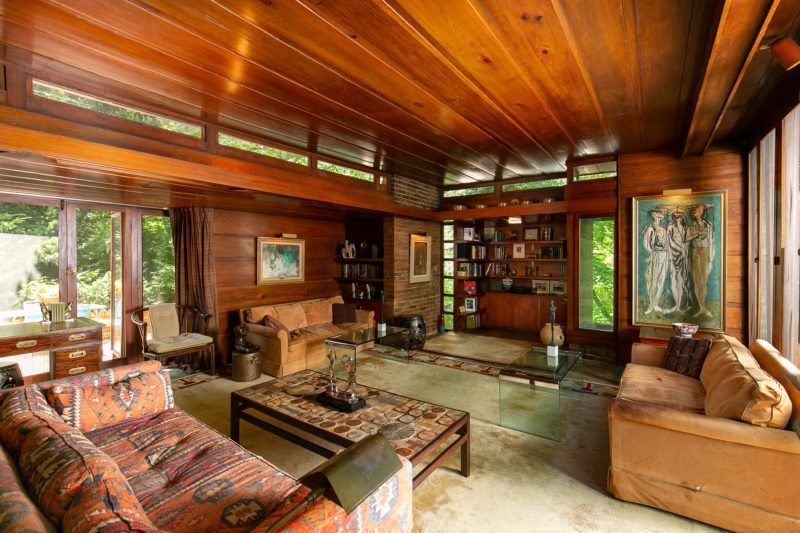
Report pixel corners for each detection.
[16,340,37,349]
[68,350,86,360]
[68,333,87,341]
[68,366,87,375]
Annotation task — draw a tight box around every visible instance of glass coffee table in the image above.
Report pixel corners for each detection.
[499,346,582,441]
[325,326,410,362]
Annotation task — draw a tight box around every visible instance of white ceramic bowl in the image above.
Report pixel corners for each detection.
[672,322,699,337]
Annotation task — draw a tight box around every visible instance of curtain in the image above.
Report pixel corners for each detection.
[169,207,219,342]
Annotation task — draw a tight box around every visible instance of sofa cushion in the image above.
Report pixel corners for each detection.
[15,414,131,526]
[0,388,61,456]
[85,407,297,532]
[62,469,162,533]
[42,370,174,432]
[617,364,706,413]
[245,306,276,325]
[147,332,213,354]
[149,303,180,339]
[662,336,711,378]
[0,445,55,532]
[34,360,163,392]
[302,299,333,327]
[700,335,792,428]
[332,302,357,324]
[274,303,308,332]
[749,339,800,436]
[263,315,290,336]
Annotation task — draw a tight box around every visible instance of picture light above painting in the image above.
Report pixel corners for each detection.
[257,237,305,285]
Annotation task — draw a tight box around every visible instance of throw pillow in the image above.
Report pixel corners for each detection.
[42,371,174,432]
[263,315,290,336]
[332,303,357,324]
[662,336,711,378]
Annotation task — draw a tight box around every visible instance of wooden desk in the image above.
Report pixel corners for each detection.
[0,318,103,379]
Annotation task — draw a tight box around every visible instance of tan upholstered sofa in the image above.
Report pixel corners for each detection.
[608,335,800,532]
[239,296,374,377]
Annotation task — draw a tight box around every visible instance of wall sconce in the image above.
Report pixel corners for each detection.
[767,37,800,71]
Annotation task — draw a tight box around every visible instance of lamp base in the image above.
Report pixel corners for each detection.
[316,391,366,412]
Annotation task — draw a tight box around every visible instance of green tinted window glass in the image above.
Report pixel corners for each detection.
[444,242,454,259]
[444,224,455,241]
[443,296,454,313]
[444,314,454,330]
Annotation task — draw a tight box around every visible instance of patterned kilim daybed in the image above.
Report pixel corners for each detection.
[0,361,412,532]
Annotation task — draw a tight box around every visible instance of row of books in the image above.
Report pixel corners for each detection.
[456,243,488,259]
[465,314,481,329]
[456,262,484,277]
[340,263,382,278]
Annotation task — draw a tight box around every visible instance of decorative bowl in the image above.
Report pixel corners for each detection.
[672,322,699,338]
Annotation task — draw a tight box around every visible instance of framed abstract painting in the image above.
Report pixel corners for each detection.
[409,234,432,283]
[256,237,305,284]
[632,190,726,331]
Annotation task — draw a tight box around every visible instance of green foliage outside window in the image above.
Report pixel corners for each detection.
[444,313,454,330]
[443,278,454,294]
[443,185,494,197]
[317,160,374,182]
[578,217,615,330]
[142,216,176,304]
[32,80,202,138]
[501,178,567,192]
[218,132,308,166]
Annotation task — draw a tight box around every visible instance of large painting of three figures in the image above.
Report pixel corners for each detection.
[633,190,726,332]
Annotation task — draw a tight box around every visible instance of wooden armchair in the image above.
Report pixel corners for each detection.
[130,303,215,375]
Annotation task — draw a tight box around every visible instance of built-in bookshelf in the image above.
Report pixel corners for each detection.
[451,213,568,332]
[334,214,385,321]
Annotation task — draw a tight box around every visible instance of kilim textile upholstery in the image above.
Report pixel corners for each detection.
[0,362,412,532]
[608,338,800,531]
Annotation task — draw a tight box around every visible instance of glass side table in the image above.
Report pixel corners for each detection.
[324,325,411,382]
[499,346,582,441]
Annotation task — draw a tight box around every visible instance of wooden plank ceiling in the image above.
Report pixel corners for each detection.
[0,0,797,187]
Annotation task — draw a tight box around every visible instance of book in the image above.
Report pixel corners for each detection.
[463,280,476,296]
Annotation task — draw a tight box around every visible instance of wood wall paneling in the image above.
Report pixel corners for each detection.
[616,149,746,362]
[213,210,344,361]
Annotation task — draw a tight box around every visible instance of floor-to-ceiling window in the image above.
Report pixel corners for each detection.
[442,221,455,330]
[577,216,616,331]
[0,197,176,375]
[748,102,800,364]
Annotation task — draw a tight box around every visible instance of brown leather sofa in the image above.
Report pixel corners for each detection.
[239,296,374,377]
[608,335,800,532]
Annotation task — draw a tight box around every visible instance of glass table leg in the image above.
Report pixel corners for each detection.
[499,375,562,441]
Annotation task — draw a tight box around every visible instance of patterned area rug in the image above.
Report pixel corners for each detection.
[170,372,221,390]
[403,349,619,398]
[408,351,501,377]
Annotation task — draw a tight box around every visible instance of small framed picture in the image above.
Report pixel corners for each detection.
[512,243,525,258]
[463,227,475,241]
[524,228,539,241]
[465,297,477,312]
[458,305,467,313]
[533,281,550,294]
[549,280,566,295]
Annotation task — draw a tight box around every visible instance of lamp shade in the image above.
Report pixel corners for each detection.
[770,37,800,70]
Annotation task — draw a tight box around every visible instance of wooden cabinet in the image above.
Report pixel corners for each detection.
[0,318,103,381]
[482,292,567,332]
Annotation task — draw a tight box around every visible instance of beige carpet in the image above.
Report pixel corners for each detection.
[173,355,717,532]
[423,331,532,365]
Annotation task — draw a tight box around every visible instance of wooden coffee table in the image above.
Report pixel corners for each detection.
[230,369,470,489]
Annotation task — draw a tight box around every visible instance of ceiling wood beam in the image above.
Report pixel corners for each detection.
[683,0,779,156]
[0,106,437,220]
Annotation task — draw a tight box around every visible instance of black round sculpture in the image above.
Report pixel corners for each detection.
[393,315,426,350]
